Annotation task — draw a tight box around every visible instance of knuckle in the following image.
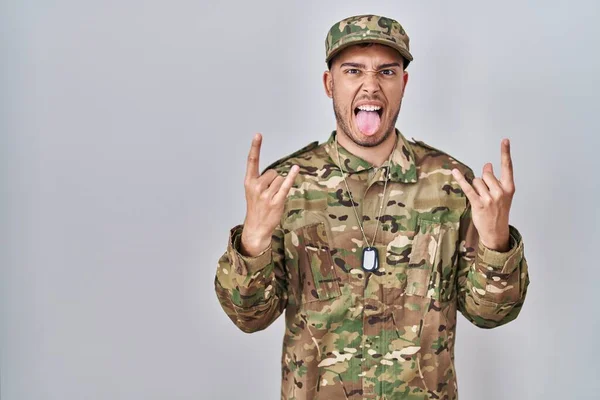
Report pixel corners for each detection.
[263,171,275,181]
[251,183,263,194]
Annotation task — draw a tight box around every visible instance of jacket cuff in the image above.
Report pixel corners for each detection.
[228,225,273,275]
[476,225,524,274]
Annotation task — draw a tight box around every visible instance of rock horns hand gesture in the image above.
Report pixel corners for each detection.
[240,133,299,257]
[451,139,515,252]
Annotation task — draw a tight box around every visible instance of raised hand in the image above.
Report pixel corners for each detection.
[240,133,300,257]
[451,138,515,252]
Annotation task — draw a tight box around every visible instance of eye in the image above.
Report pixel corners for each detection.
[345,68,361,75]
[380,69,396,76]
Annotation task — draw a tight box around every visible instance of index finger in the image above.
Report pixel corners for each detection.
[245,133,262,181]
[500,138,514,187]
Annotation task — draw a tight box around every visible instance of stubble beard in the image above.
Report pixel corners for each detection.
[332,81,402,148]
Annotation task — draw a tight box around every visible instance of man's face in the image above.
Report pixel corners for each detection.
[324,43,409,147]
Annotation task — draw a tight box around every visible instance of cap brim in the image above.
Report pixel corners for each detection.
[326,37,413,67]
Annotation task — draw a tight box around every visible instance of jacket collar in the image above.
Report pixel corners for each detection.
[323,129,418,183]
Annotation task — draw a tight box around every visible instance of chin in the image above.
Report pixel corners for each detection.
[350,125,392,148]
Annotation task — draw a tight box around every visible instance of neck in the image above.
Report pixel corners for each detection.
[336,129,397,167]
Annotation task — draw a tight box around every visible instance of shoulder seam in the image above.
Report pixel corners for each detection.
[410,137,472,172]
[261,141,320,174]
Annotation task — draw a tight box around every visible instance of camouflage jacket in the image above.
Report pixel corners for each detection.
[214,130,530,400]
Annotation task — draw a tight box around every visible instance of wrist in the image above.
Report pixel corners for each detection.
[479,230,511,252]
[240,229,271,257]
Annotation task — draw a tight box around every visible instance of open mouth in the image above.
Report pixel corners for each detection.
[354,105,383,136]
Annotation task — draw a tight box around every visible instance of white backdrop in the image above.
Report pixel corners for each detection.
[2,1,599,399]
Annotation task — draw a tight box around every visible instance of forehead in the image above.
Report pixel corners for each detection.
[333,43,403,66]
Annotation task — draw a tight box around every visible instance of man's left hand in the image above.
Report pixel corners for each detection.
[451,138,515,252]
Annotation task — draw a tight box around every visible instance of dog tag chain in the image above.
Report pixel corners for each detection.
[334,135,396,272]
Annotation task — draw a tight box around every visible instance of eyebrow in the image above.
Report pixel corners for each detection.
[378,62,402,69]
[339,62,402,69]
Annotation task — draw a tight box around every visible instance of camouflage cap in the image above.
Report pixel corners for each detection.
[325,14,413,68]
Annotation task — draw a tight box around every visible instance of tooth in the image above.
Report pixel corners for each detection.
[357,105,382,111]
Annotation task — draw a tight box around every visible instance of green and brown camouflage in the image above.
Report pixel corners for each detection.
[214,129,530,399]
[325,14,414,67]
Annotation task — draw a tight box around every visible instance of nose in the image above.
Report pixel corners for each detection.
[361,71,380,94]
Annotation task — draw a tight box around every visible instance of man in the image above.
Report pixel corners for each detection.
[214,14,530,400]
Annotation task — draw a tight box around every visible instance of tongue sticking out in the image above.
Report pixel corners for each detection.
[355,110,381,136]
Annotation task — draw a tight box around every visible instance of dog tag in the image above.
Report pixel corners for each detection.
[362,247,379,272]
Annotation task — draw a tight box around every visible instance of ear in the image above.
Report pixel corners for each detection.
[323,70,333,98]
[402,70,409,94]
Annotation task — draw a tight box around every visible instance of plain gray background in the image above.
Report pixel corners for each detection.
[2,1,599,399]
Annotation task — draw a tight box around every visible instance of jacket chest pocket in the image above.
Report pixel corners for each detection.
[406,217,445,298]
[297,222,341,303]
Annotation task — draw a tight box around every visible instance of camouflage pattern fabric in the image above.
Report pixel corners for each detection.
[214,129,530,400]
[325,14,413,67]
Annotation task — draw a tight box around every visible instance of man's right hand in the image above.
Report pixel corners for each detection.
[240,133,300,257]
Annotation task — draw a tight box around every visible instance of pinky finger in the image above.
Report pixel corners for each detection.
[451,168,481,207]
[272,165,300,203]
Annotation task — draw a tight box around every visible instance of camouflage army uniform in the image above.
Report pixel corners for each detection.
[214,129,530,399]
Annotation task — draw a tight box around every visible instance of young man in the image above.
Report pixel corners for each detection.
[214,14,530,400]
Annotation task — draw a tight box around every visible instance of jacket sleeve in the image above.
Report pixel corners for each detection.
[214,224,288,333]
[456,200,530,329]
